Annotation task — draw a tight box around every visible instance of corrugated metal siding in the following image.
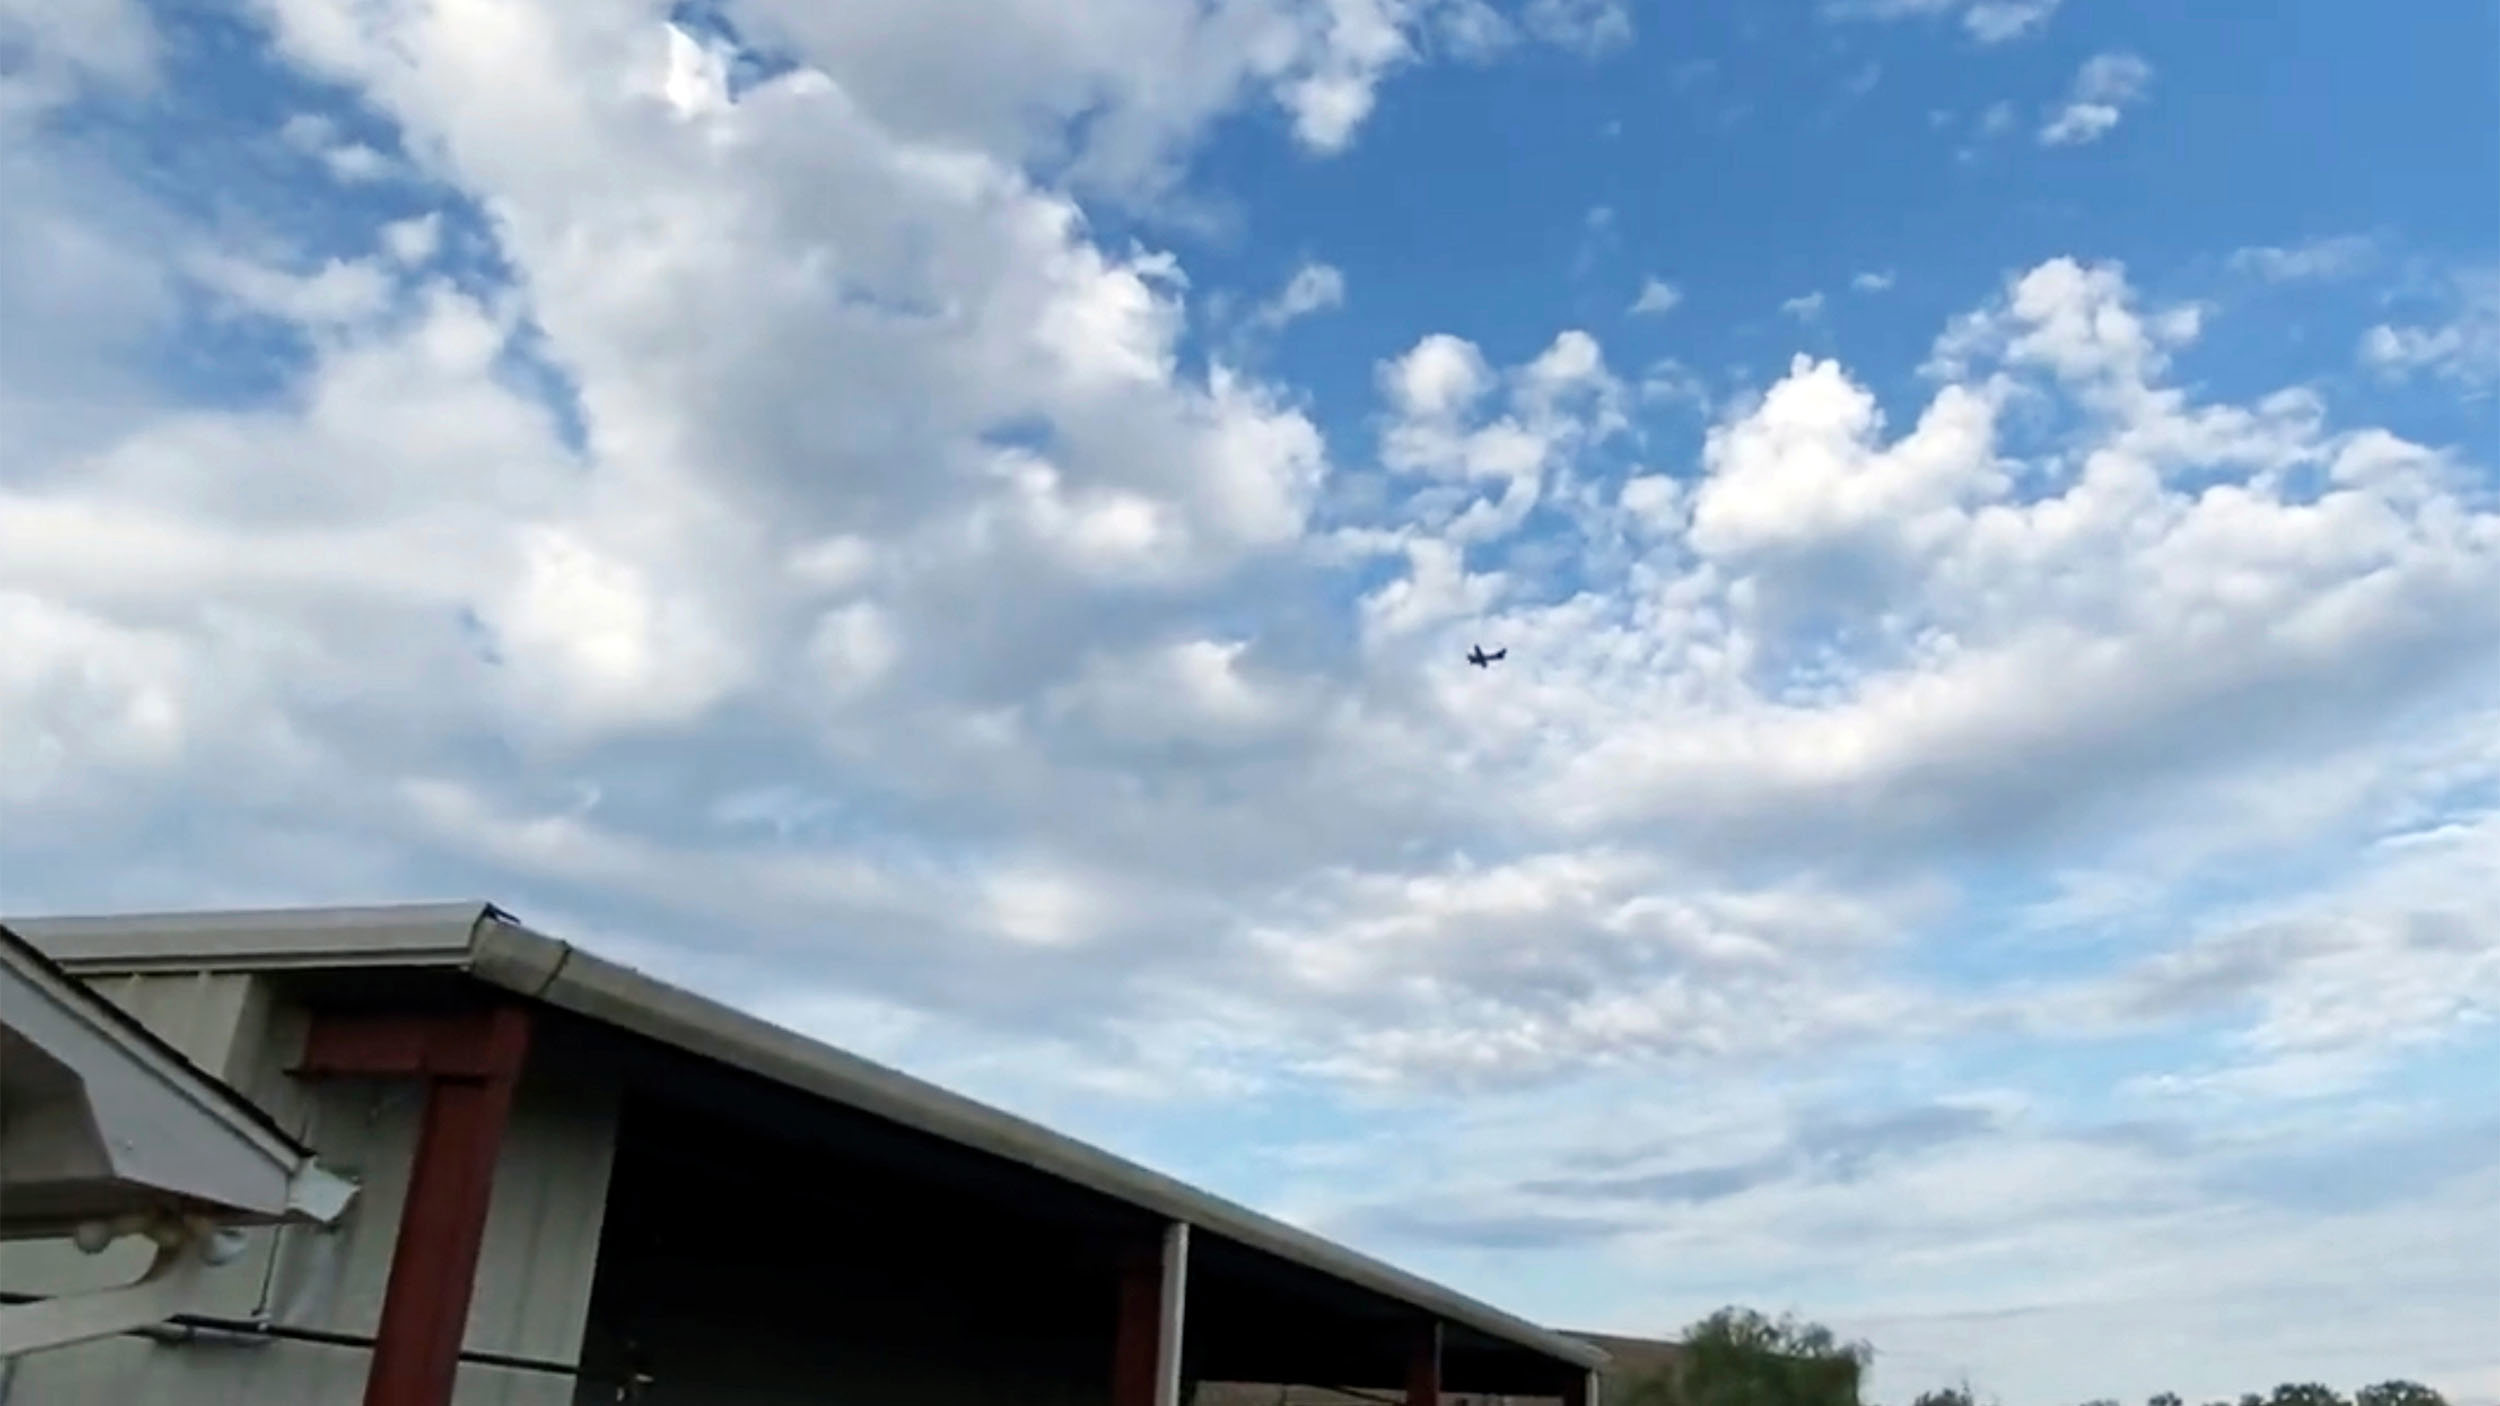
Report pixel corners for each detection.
[464,1059,618,1365]
[253,1059,617,1354]
[0,983,618,1406]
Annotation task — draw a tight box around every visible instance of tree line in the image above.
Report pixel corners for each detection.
[1612,1308,2450,1406]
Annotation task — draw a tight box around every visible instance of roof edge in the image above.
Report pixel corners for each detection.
[8,902,498,975]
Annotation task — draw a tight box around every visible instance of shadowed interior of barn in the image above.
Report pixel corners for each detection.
[573,1016,1589,1403]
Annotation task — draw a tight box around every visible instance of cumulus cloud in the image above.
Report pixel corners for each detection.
[12,30,2498,1084]
[5,6,2500,1393]
[2040,51,2153,146]
[1852,269,1896,293]
[1781,290,1827,320]
[1355,327,1628,572]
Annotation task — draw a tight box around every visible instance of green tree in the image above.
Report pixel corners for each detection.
[1910,1389,1978,1406]
[2268,1385,2350,1406]
[2355,1385,2448,1406]
[1615,1307,1871,1406]
[2149,1393,2184,1406]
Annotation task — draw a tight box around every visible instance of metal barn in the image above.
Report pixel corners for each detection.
[0,903,1606,1406]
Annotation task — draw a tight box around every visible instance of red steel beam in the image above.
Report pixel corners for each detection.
[1407,1320,1443,1406]
[1111,1240,1164,1406]
[1111,1223,1189,1406]
[299,1006,530,1406]
[296,1009,525,1080]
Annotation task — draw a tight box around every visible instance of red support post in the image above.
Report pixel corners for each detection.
[1407,1320,1443,1406]
[1111,1241,1163,1406]
[1111,1222,1188,1406]
[298,1007,530,1406]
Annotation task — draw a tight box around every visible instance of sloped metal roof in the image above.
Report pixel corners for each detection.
[9,902,1606,1374]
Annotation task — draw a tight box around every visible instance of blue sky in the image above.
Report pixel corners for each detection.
[3,0,2497,1401]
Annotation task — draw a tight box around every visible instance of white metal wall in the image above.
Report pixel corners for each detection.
[0,971,618,1406]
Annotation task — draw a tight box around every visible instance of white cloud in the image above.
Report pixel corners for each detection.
[278,111,397,183]
[2229,234,2377,283]
[1829,0,2063,45]
[0,591,192,805]
[1251,260,1348,331]
[1049,636,1299,748]
[1686,355,2003,565]
[7,8,2500,1393]
[1523,0,1634,57]
[1628,275,1682,316]
[1958,0,2061,41]
[380,213,441,266]
[1369,327,1625,550]
[1432,0,1517,59]
[1852,269,1896,293]
[184,250,397,328]
[1781,290,1827,321]
[2040,52,2153,146]
[1638,357,1709,411]
[491,526,753,734]
[2039,100,2130,150]
[1383,332,1498,420]
[1324,1080,2500,1404]
[11,3,2497,1102]
[2060,800,2500,1098]
[2360,267,2500,393]
[0,0,157,105]
[1275,0,1416,153]
[1271,0,1636,155]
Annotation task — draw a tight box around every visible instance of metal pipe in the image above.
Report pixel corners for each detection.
[1157,1222,1191,1406]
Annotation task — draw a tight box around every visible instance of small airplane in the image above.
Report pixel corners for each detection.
[1466,644,1507,668]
